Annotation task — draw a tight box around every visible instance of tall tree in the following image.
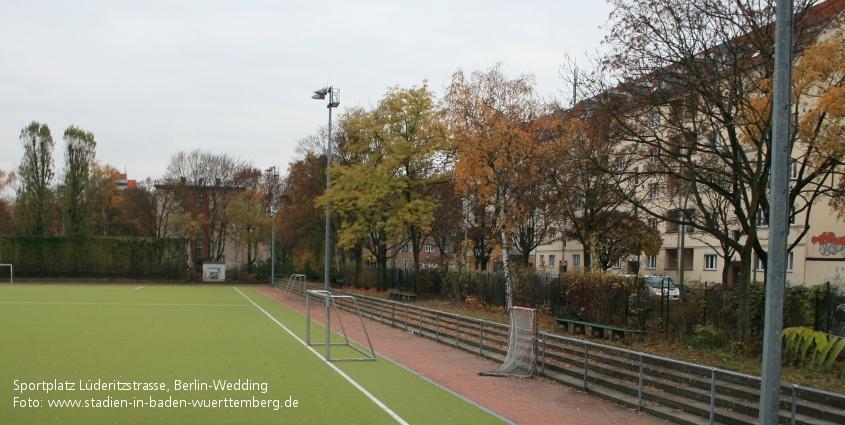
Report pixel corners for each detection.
[444,65,550,311]
[16,121,55,235]
[0,170,16,235]
[88,163,122,236]
[548,110,633,270]
[427,179,464,268]
[568,0,845,342]
[279,152,330,274]
[226,176,272,273]
[318,83,449,286]
[116,178,158,237]
[160,150,251,262]
[61,126,97,236]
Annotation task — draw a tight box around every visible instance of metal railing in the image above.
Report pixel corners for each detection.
[284,282,845,424]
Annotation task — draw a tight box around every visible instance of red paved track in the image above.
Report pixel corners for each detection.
[254,286,671,425]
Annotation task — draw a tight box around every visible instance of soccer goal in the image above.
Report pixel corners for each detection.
[0,264,13,285]
[283,274,306,298]
[305,290,376,362]
[479,306,537,378]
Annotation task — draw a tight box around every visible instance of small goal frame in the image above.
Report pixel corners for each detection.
[479,306,538,377]
[305,290,376,362]
[283,274,306,298]
[0,264,12,285]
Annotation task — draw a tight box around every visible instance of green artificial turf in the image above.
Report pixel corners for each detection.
[0,285,507,425]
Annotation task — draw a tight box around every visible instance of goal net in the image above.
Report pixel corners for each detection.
[479,307,537,378]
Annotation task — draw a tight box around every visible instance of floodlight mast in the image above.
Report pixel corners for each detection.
[266,166,278,286]
[312,86,340,293]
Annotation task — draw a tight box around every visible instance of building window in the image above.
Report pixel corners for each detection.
[710,130,725,151]
[197,192,204,214]
[539,255,545,266]
[704,254,718,271]
[195,235,203,259]
[787,252,794,272]
[755,255,765,271]
[648,183,660,199]
[446,244,455,253]
[648,218,659,230]
[549,255,556,267]
[789,159,798,180]
[572,254,581,268]
[613,257,624,269]
[666,248,694,270]
[756,209,768,227]
[400,244,411,252]
[646,255,657,270]
[789,206,796,226]
[425,244,435,253]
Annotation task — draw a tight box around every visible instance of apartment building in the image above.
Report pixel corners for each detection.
[535,0,845,287]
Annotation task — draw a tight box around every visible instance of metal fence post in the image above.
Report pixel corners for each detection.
[541,334,547,377]
[638,354,643,411]
[455,317,460,348]
[791,385,797,425]
[710,368,716,425]
[584,343,589,392]
[479,323,484,356]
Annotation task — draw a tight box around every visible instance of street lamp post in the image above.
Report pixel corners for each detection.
[266,166,278,286]
[312,86,340,292]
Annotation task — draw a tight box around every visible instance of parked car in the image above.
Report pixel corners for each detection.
[643,276,680,301]
[621,275,681,301]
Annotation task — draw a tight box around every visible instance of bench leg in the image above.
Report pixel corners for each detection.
[632,333,647,346]
[610,330,624,342]
[590,327,605,339]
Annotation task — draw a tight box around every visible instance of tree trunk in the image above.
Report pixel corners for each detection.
[354,242,362,288]
[736,244,754,344]
[500,186,512,312]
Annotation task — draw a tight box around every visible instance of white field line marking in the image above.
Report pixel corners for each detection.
[0,301,250,307]
[134,286,146,290]
[234,287,408,425]
[253,289,516,425]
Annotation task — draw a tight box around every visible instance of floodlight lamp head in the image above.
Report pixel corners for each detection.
[312,87,329,100]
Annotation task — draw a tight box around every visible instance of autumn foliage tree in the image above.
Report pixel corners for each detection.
[445,65,552,311]
[318,83,449,289]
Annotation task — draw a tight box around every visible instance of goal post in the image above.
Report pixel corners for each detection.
[0,264,12,285]
[479,306,537,378]
[305,290,376,362]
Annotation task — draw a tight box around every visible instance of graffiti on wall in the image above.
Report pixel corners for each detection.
[811,232,845,256]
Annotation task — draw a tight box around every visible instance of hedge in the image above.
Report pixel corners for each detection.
[0,236,186,279]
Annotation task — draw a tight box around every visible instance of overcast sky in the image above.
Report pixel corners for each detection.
[0,0,613,187]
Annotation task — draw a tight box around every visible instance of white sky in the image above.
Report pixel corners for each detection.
[0,0,613,186]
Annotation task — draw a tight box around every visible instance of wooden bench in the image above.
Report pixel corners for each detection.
[556,318,648,346]
[389,290,417,302]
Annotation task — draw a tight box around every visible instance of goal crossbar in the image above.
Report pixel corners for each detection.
[305,290,376,362]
